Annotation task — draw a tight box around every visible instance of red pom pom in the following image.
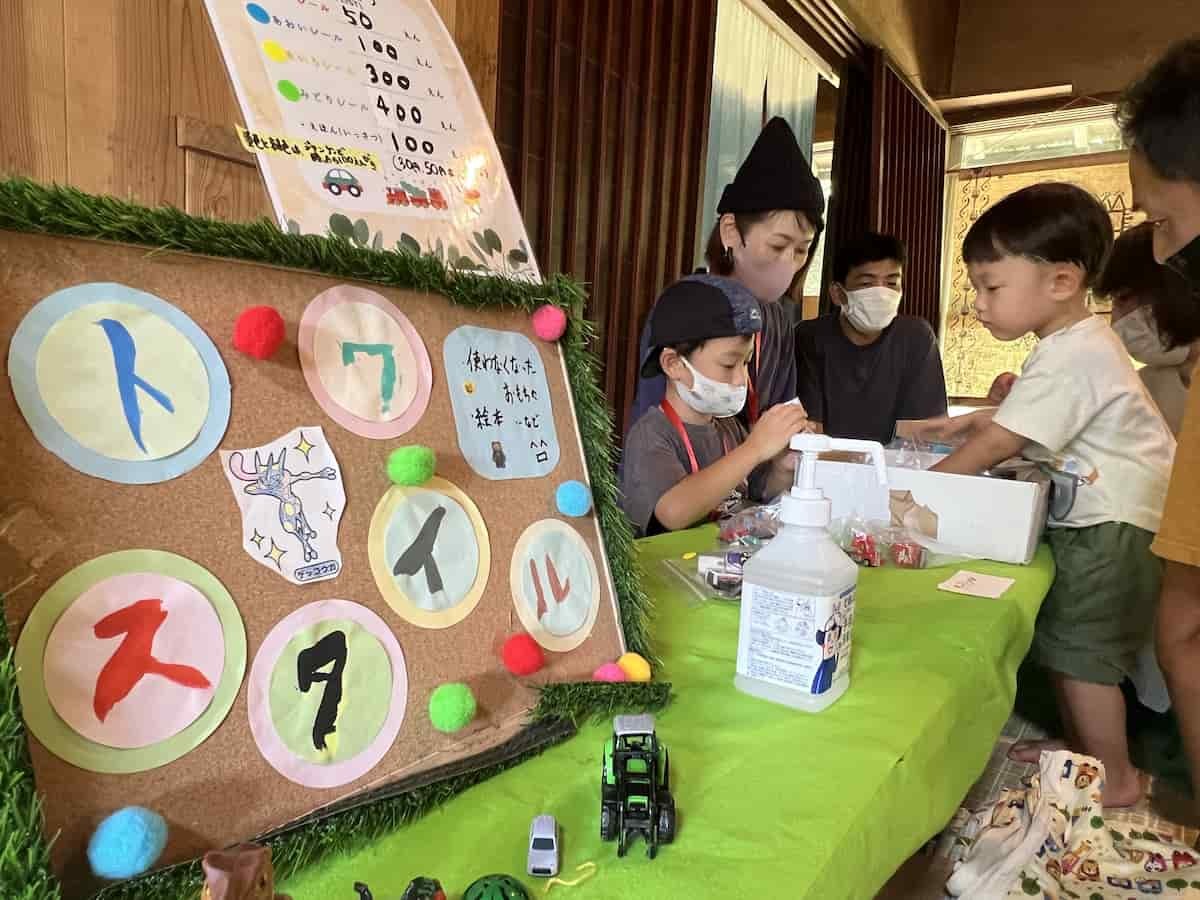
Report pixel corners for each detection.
[531,305,567,342]
[233,306,286,359]
[502,633,544,676]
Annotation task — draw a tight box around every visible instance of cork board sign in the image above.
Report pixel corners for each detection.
[0,231,625,896]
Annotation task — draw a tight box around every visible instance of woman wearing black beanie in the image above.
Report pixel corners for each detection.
[629,117,825,431]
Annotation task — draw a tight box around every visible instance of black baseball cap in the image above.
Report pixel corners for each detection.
[640,275,763,377]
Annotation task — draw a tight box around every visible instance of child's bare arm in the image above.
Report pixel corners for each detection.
[930,421,1027,476]
[654,442,764,530]
[655,405,809,530]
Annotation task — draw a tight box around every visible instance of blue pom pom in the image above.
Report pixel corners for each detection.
[88,806,167,880]
[556,480,592,517]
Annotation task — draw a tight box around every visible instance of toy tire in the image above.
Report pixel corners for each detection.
[657,793,676,844]
[600,804,617,841]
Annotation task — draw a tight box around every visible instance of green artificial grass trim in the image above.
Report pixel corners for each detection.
[0,625,62,900]
[0,177,666,899]
[534,681,673,726]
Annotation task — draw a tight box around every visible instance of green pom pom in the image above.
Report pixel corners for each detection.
[387,445,435,486]
[429,682,476,733]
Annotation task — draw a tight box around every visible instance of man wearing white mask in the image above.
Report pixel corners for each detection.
[795,233,948,444]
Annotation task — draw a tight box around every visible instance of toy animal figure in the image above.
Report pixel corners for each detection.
[228,449,336,562]
[200,843,290,900]
[1146,852,1168,872]
[1173,849,1197,869]
[1077,859,1101,882]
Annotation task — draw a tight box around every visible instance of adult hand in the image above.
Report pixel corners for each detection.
[988,372,1018,404]
[746,404,812,464]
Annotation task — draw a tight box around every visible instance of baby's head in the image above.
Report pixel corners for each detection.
[962,183,1113,340]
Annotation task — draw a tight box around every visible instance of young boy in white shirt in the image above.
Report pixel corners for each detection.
[931,183,1176,807]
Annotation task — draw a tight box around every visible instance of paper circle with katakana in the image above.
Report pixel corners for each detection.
[14,550,245,773]
[7,282,231,483]
[298,284,432,439]
[247,599,408,788]
[510,518,600,652]
[367,477,491,629]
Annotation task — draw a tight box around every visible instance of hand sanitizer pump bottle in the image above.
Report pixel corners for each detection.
[735,435,888,711]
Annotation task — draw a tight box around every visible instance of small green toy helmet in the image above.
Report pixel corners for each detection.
[462,874,530,900]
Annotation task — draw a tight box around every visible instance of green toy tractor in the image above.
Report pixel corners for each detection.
[600,714,677,858]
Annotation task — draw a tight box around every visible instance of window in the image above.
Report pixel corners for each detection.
[939,106,1138,398]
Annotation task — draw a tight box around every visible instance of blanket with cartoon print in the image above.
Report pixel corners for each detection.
[947,750,1200,899]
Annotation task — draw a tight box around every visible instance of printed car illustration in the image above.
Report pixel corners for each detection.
[322,168,363,198]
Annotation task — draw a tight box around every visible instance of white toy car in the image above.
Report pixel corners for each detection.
[527,814,560,877]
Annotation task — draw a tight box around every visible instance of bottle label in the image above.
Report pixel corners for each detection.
[736,583,855,694]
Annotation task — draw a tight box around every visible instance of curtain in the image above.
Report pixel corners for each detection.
[696,0,819,267]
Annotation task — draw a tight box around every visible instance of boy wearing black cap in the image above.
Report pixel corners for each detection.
[621,275,812,537]
[627,117,824,433]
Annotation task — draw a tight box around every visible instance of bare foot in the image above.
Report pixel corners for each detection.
[1006,739,1067,763]
[1103,769,1146,809]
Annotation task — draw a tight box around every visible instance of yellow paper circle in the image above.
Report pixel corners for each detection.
[368,477,491,629]
[35,301,209,461]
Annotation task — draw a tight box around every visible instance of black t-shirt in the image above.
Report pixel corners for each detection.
[795,313,948,445]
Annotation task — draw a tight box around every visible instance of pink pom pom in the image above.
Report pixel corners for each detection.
[592,662,627,683]
[531,305,567,342]
[232,306,286,360]
[502,633,545,676]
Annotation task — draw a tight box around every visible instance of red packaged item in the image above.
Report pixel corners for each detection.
[849,529,883,567]
[889,539,926,569]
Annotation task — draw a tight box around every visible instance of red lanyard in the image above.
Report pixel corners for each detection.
[659,400,732,474]
[746,332,762,424]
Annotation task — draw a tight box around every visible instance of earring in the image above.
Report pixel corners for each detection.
[722,246,734,268]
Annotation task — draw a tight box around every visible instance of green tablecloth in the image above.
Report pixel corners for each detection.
[281,528,1054,900]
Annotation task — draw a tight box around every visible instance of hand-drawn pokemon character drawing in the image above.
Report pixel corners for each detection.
[228,449,336,562]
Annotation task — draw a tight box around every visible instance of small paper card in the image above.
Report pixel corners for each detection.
[937,570,1016,599]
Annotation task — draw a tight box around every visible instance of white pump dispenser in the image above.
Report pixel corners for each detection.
[735,435,887,711]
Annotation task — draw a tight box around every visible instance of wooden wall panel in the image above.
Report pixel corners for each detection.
[827,50,946,335]
[64,0,185,206]
[872,59,947,332]
[0,0,68,184]
[184,151,276,222]
[498,0,718,438]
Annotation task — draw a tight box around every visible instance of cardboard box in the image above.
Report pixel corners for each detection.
[813,451,1050,565]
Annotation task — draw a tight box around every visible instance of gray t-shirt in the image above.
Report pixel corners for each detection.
[620,406,755,537]
[795,313,947,445]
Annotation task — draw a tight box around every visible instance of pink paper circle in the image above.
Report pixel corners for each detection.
[43,572,225,749]
[246,598,409,788]
[298,285,432,439]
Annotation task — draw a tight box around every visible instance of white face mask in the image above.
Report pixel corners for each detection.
[842,286,902,333]
[731,244,799,301]
[1112,306,1190,367]
[673,356,747,418]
